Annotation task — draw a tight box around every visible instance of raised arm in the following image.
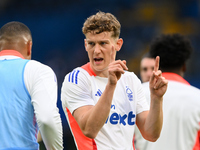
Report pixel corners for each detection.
[72,47,128,139]
[136,56,168,142]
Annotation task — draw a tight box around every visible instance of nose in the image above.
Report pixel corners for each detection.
[94,44,101,54]
[147,69,153,77]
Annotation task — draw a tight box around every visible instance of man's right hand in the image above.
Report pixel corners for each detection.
[108,46,128,85]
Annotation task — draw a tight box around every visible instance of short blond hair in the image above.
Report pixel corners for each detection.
[82,11,121,38]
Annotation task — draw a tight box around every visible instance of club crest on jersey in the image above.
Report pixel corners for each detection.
[126,86,133,101]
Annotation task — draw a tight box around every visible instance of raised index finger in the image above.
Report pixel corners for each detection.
[110,46,115,63]
[154,56,160,72]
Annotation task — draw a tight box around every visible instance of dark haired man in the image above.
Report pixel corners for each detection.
[135,33,200,150]
[0,21,63,150]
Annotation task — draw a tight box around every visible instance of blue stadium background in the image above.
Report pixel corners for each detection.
[0,0,199,149]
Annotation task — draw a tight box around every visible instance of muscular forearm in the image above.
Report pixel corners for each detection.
[76,84,116,139]
[144,97,163,142]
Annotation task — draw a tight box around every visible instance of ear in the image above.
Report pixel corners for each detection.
[84,39,88,52]
[115,38,123,52]
[180,63,186,77]
[182,63,186,72]
[26,40,32,60]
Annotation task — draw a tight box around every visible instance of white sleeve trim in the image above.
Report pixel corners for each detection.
[61,68,95,114]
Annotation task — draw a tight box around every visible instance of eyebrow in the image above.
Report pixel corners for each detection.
[86,39,110,43]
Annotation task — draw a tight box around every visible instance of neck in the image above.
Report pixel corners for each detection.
[93,67,109,78]
[161,68,184,78]
[0,50,25,59]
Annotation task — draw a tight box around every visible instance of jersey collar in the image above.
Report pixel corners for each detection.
[81,62,96,76]
[162,72,190,85]
[0,50,24,59]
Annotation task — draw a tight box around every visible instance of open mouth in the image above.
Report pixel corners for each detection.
[94,58,103,62]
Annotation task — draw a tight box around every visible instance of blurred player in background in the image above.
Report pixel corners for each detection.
[61,11,168,150]
[140,52,155,83]
[0,21,63,150]
[135,33,200,150]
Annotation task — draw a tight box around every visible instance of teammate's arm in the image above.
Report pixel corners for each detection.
[25,61,63,150]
